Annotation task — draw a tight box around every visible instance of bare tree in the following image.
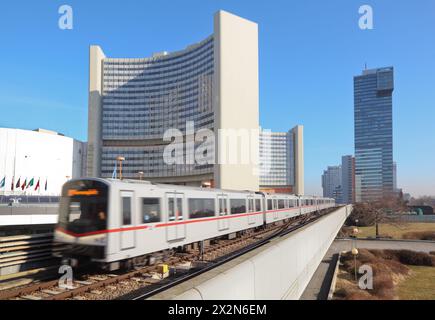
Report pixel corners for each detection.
[347,194,408,238]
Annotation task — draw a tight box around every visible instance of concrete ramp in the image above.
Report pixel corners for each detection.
[150,205,352,300]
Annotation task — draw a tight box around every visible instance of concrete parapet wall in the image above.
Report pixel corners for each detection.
[152,205,352,300]
[0,206,58,226]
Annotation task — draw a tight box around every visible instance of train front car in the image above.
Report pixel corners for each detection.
[55,178,109,267]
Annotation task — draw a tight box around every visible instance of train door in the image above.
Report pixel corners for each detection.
[166,192,186,242]
[273,198,278,220]
[247,196,256,225]
[217,194,229,231]
[120,191,136,250]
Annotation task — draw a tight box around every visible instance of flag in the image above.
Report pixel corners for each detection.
[0,177,5,189]
[35,179,40,191]
[16,177,20,189]
[21,178,27,190]
[11,176,14,191]
[112,160,117,179]
[45,179,48,191]
[27,178,34,189]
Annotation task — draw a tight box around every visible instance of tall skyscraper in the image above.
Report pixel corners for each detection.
[354,67,394,202]
[87,11,260,191]
[341,155,355,204]
[321,165,342,202]
[393,161,397,192]
[259,126,304,195]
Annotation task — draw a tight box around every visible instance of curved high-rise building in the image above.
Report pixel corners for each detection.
[87,10,260,191]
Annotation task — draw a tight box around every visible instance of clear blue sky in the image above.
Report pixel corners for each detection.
[1,0,434,197]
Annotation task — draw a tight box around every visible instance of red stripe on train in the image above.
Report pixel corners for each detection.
[56,205,320,237]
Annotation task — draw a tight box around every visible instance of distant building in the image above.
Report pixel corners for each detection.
[409,205,434,215]
[322,165,342,203]
[0,128,86,196]
[341,155,355,204]
[393,161,398,191]
[403,193,411,202]
[259,126,304,195]
[354,66,394,202]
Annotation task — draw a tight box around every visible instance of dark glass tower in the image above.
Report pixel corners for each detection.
[354,67,394,202]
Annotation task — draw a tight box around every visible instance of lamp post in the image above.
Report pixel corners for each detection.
[351,226,359,282]
[138,171,144,181]
[351,247,359,281]
[116,156,125,180]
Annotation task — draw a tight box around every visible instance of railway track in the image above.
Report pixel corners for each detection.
[0,208,336,300]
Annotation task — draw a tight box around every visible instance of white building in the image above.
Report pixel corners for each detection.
[259,126,304,195]
[0,128,86,196]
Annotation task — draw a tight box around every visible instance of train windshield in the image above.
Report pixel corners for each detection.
[58,180,109,234]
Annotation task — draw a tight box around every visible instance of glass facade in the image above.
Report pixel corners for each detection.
[99,36,215,179]
[341,155,355,204]
[322,166,342,202]
[354,67,394,202]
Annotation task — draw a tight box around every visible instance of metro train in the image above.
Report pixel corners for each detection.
[54,178,335,270]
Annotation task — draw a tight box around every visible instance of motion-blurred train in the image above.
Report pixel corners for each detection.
[55,178,335,270]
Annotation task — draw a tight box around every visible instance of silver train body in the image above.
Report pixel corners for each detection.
[55,178,335,268]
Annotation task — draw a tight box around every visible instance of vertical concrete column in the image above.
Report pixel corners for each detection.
[293,125,304,195]
[213,10,260,191]
[87,45,105,177]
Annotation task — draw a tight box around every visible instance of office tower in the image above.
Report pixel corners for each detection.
[354,67,394,202]
[322,165,342,202]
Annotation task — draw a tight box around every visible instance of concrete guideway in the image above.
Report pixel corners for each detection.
[148,205,352,300]
[0,205,58,226]
[300,238,435,300]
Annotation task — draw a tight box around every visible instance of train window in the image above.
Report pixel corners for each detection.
[278,199,285,209]
[168,198,183,221]
[267,199,273,210]
[218,198,228,215]
[255,199,261,212]
[58,179,108,234]
[122,197,132,225]
[248,199,254,212]
[230,199,246,214]
[142,198,161,223]
[188,198,215,219]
